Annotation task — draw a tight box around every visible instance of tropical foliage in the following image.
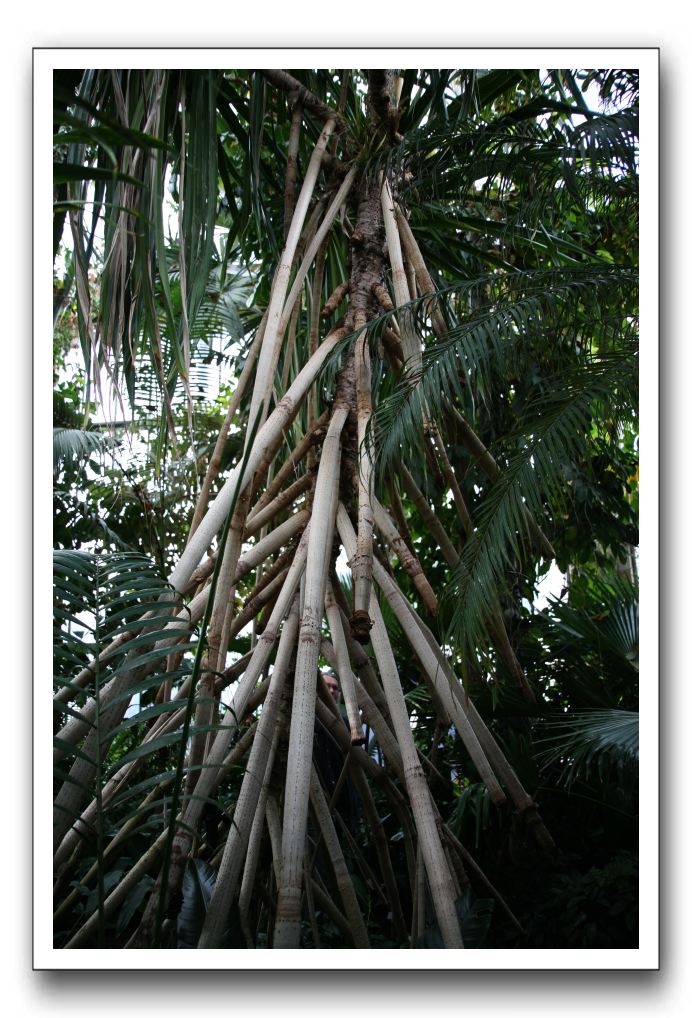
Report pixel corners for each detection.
[52,67,639,951]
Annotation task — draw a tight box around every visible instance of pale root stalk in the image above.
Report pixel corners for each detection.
[403,599,554,847]
[279,297,302,396]
[186,528,310,822]
[328,797,393,919]
[309,882,352,941]
[324,582,364,745]
[278,166,358,342]
[225,568,289,645]
[260,191,324,438]
[216,589,240,694]
[362,593,463,947]
[244,477,311,536]
[322,635,407,782]
[320,631,386,730]
[340,600,472,788]
[487,614,536,703]
[337,503,463,948]
[188,509,308,591]
[397,476,534,711]
[250,409,329,518]
[352,675,405,781]
[203,483,256,766]
[308,766,370,948]
[351,324,375,627]
[385,475,416,558]
[304,848,321,948]
[381,179,420,371]
[465,697,537,811]
[197,596,300,948]
[188,310,268,538]
[246,118,335,437]
[404,251,417,309]
[316,682,418,897]
[238,797,267,946]
[366,548,505,804]
[442,837,467,899]
[395,211,538,583]
[372,496,438,614]
[396,471,533,699]
[169,326,344,594]
[332,601,394,726]
[273,406,348,948]
[317,635,384,741]
[143,542,304,939]
[393,205,449,342]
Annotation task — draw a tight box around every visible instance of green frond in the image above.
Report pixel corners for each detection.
[371,266,638,477]
[393,84,638,242]
[443,344,638,658]
[53,550,184,704]
[53,427,112,477]
[536,708,639,786]
[548,573,639,672]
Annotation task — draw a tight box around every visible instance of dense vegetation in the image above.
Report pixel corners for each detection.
[53,67,639,950]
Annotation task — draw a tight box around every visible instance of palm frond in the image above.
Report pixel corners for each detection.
[372,266,638,475]
[399,94,638,198]
[53,549,184,703]
[536,708,639,786]
[548,573,639,672]
[53,427,112,477]
[444,342,638,657]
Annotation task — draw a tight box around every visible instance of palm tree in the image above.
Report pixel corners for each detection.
[52,67,639,949]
